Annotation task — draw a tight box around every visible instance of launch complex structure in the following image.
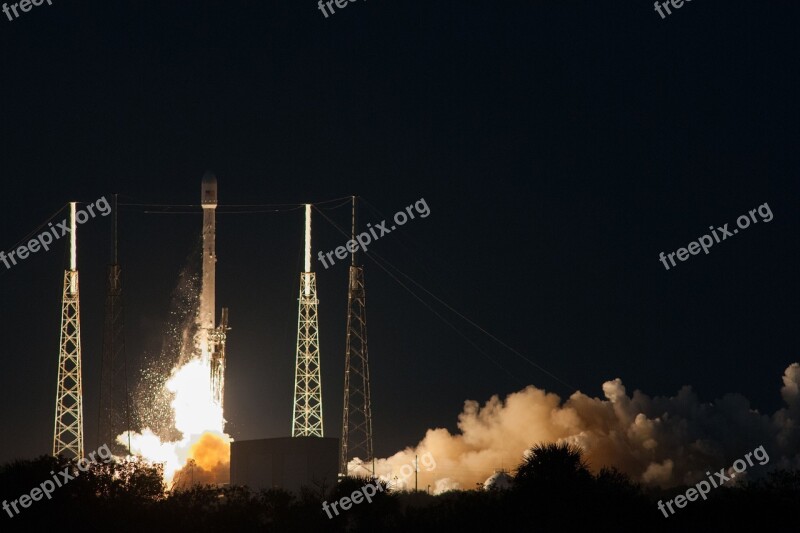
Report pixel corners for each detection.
[53,203,84,459]
[53,176,373,482]
[291,204,324,437]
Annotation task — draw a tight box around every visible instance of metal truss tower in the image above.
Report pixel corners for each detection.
[292,204,324,437]
[98,195,131,455]
[340,197,373,475]
[53,203,84,459]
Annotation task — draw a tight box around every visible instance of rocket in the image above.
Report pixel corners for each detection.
[200,172,229,410]
[200,172,217,339]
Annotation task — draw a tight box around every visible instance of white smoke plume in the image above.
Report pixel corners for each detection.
[120,250,232,487]
[357,363,800,493]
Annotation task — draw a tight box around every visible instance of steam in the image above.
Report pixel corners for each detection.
[118,252,231,487]
[171,432,231,489]
[358,363,800,492]
[119,358,232,486]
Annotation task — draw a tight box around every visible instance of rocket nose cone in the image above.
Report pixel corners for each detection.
[202,171,218,205]
[202,171,217,186]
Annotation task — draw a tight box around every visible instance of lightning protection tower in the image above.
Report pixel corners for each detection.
[98,194,131,455]
[339,196,373,476]
[292,204,324,437]
[340,196,373,476]
[53,202,84,459]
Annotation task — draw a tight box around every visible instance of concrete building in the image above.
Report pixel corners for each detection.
[231,437,339,493]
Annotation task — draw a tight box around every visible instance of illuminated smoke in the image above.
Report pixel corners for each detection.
[120,356,232,486]
[119,252,231,487]
[360,363,800,493]
[167,359,224,435]
[171,432,232,488]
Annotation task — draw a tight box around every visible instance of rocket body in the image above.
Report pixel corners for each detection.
[199,172,228,411]
[200,173,217,362]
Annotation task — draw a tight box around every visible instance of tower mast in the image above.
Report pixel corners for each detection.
[292,204,324,437]
[53,202,84,458]
[340,196,373,475]
[99,194,131,454]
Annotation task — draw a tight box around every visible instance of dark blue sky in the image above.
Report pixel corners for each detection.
[0,1,798,462]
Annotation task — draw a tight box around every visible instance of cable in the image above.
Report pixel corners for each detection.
[312,205,564,391]
[317,197,353,211]
[216,207,306,214]
[140,211,200,215]
[331,199,577,392]
[119,203,198,208]
[373,251,578,392]
[358,196,435,277]
[372,251,578,393]
[0,204,69,278]
[120,195,353,210]
[120,196,353,216]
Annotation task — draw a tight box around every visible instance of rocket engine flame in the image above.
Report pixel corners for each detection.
[120,356,231,485]
[119,175,231,488]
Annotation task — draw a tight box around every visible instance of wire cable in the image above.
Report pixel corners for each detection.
[312,205,570,391]
[0,204,70,279]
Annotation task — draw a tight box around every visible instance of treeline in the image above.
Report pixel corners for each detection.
[0,444,797,532]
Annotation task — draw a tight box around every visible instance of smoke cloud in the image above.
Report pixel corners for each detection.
[171,432,231,489]
[120,244,232,488]
[355,363,800,492]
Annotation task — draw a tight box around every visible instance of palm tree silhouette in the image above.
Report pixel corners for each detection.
[514,442,592,491]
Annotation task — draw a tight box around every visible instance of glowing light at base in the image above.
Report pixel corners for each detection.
[169,358,224,434]
[119,357,231,486]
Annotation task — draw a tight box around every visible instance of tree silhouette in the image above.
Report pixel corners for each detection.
[1,451,798,531]
[514,442,592,491]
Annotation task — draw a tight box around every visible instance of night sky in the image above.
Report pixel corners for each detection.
[0,1,798,465]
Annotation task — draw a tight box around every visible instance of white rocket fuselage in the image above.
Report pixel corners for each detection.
[200,173,217,362]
